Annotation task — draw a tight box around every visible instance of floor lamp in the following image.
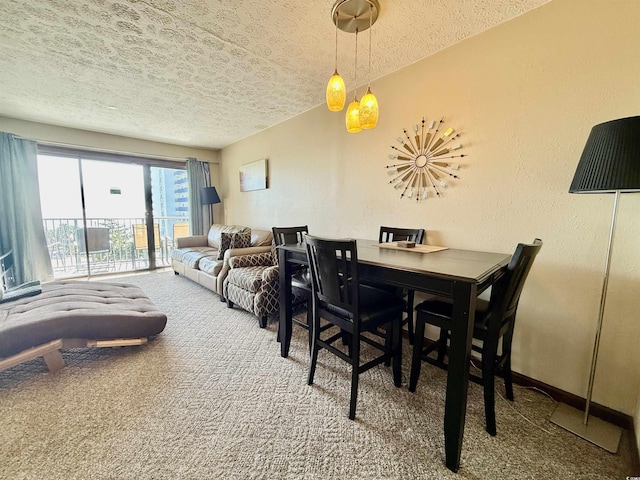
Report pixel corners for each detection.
[550,116,640,453]
[200,186,221,227]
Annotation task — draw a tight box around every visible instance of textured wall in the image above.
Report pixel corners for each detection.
[220,0,640,416]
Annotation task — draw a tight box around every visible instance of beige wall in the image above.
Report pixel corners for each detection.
[220,0,640,416]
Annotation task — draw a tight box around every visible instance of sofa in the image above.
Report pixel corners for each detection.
[171,224,273,299]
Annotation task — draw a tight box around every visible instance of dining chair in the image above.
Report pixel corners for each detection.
[305,235,405,420]
[272,226,312,349]
[372,226,426,344]
[75,227,113,271]
[132,223,162,268]
[409,238,542,436]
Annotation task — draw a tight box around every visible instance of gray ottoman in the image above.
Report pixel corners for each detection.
[0,280,167,373]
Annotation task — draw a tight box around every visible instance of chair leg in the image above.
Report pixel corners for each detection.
[348,332,360,420]
[437,329,448,362]
[409,314,427,392]
[342,331,352,357]
[306,301,312,355]
[259,316,268,328]
[503,359,514,402]
[406,290,415,345]
[392,317,402,388]
[307,313,320,386]
[384,327,392,367]
[226,300,234,308]
[502,330,515,401]
[482,342,499,436]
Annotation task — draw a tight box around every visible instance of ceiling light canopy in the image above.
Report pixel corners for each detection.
[326,0,380,133]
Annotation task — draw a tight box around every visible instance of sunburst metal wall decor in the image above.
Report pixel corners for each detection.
[386,117,467,201]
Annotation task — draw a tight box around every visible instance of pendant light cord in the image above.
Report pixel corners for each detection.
[334,12,339,72]
[353,27,358,100]
[367,3,372,88]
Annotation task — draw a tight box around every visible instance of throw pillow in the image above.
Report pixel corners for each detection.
[231,232,252,250]
[217,231,252,260]
[217,232,234,260]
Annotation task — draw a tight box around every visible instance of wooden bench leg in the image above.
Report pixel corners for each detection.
[0,339,65,374]
[43,349,65,373]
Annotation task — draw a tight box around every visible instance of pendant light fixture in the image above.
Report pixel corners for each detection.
[329,0,380,133]
[326,11,346,111]
[345,28,362,133]
[358,3,378,129]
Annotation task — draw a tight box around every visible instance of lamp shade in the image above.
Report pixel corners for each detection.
[569,116,640,193]
[200,186,221,205]
[326,71,346,111]
[359,87,378,129]
[345,98,362,133]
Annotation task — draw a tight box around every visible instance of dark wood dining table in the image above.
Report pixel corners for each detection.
[277,239,511,472]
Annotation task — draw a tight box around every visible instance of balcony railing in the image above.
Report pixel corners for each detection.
[43,216,189,278]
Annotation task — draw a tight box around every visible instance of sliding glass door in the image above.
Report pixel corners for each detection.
[38,149,189,278]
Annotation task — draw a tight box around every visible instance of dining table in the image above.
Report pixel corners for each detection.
[277,238,511,473]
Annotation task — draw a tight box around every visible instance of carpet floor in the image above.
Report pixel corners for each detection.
[0,270,634,479]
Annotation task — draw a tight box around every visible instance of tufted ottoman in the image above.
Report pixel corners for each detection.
[0,280,167,373]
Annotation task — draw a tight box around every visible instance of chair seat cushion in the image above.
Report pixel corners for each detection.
[415,297,491,331]
[0,280,167,359]
[323,285,406,328]
[226,266,269,294]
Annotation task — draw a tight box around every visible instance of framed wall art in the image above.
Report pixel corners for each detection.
[239,158,268,192]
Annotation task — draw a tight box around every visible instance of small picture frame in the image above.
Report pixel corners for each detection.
[239,158,268,192]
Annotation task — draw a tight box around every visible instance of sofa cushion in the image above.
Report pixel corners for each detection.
[217,231,252,260]
[198,256,224,276]
[175,247,218,268]
[207,224,251,249]
[172,246,214,264]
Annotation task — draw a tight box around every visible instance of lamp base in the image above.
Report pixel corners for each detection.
[550,402,622,453]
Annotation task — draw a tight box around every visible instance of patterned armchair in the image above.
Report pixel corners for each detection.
[223,247,279,328]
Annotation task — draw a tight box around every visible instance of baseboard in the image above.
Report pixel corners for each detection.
[509,371,630,429]
[412,334,640,470]
[509,371,639,471]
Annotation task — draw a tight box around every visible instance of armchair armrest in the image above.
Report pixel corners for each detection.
[227,245,272,258]
[229,251,274,269]
[175,235,208,248]
[217,245,273,282]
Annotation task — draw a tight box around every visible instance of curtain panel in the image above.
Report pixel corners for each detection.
[0,132,53,284]
[186,157,211,236]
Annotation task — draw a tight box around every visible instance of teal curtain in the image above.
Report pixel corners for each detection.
[186,157,211,236]
[0,132,53,284]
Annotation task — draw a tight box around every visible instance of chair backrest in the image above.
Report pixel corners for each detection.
[133,224,161,250]
[76,228,110,254]
[305,235,360,319]
[0,250,16,290]
[379,226,425,244]
[173,222,190,242]
[272,226,308,246]
[489,238,543,331]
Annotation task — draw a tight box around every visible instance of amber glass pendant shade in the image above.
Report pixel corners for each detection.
[346,98,362,133]
[359,87,378,129]
[326,70,346,111]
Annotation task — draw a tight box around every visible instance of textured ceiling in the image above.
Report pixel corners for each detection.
[0,0,549,149]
